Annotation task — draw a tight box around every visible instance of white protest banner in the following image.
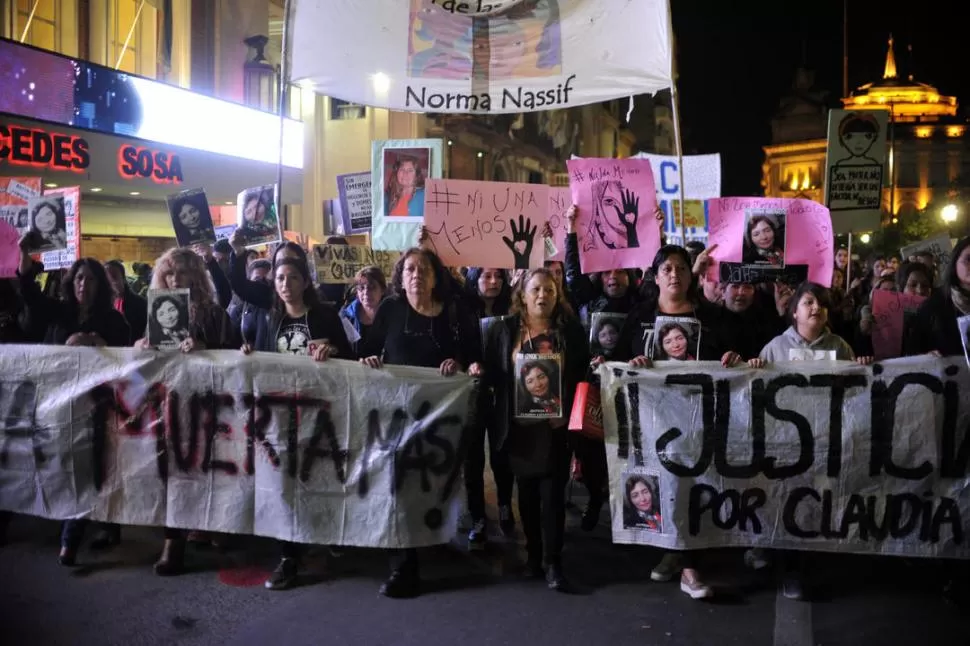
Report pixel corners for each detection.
[312,244,401,283]
[337,172,374,234]
[40,186,81,270]
[0,347,474,549]
[599,357,970,558]
[289,0,673,114]
[823,109,890,234]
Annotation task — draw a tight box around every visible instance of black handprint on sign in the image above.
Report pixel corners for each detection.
[502,214,537,269]
[613,189,640,248]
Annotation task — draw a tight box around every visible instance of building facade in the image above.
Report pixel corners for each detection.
[762,37,970,229]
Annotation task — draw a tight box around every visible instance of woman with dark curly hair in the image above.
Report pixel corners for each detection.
[516,358,561,416]
[359,246,482,599]
[742,214,784,266]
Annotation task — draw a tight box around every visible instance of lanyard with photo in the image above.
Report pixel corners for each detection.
[515,325,564,421]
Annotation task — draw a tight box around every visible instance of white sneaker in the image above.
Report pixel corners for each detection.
[650,552,684,582]
[744,548,770,571]
[680,569,713,600]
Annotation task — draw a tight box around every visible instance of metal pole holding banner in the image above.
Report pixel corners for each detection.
[18,0,41,43]
[846,231,853,290]
[275,0,294,220]
[664,1,687,246]
[115,0,146,69]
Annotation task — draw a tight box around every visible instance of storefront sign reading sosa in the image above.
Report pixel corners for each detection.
[117,145,183,184]
[0,125,90,171]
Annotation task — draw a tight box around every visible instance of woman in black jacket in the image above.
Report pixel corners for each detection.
[17,245,131,566]
[241,256,353,590]
[359,247,482,599]
[482,267,589,593]
[906,236,970,357]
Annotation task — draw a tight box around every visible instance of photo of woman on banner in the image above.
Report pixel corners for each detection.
[589,312,624,359]
[147,289,191,350]
[167,189,216,247]
[236,185,281,247]
[651,317,700,361]
[26,196,67,252]
[742,209,786,266]
[622,473,662,533]
[515,354,563,418]
[383,149,429,220]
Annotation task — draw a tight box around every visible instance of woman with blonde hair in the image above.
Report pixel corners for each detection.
[134,247,239,575]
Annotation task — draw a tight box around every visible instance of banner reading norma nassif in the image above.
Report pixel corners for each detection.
[289,0,673,114]
[0,347,473,549]
[599,357,970,559]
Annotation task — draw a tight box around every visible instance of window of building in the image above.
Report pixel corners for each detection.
[15,0,59,52]
[330,98,365,120]
[109,0,156,76]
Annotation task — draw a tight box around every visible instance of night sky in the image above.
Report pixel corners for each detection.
[671,0,970,196]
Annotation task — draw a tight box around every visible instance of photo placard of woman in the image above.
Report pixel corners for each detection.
[147,288,191,350]
[741,209,786,266]
[621,473,662,533]
[166,188,217,248]
[382,149,430,221]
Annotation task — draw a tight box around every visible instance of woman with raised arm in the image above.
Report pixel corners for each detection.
[358,247,482,599]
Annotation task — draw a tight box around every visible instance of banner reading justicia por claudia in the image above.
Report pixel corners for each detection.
[599,357,970,559]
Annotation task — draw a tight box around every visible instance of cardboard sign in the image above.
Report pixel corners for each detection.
[824,109,890,234]
[312,244,401,284]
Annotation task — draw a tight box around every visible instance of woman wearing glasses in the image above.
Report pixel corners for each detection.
[359,247,482,599]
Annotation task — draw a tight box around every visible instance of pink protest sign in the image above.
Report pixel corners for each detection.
[706,197,833,286]
[424,179,548,270]
[545,188,571,262]
[871,290,926,360]
[0,219,20,278]
[565,158,659,274]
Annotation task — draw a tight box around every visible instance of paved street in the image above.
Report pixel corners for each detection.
[1,490,968,646]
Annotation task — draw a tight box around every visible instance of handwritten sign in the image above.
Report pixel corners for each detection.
[566,158,659,274]
[424,179,547,270]
[336,172,373,234]
[824,109,890,233]
[313,244,401,283]
[545,188,571,262]
[871,290,926,360]
[0,220,19,278]
[707,197,833,287]
[718,263,808,286]
[901,234,952,285]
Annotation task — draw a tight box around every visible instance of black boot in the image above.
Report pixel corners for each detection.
[153,538,186,576]
[380,568,420,598]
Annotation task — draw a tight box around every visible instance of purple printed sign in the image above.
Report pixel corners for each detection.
[566,158,659,274]
[706,197,833,287]
[336,172,373,234]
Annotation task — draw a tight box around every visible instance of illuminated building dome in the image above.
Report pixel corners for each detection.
[842,35,959,124]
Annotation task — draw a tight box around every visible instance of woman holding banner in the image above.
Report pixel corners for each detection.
[482,267,588,593]
[15,236,132,566]
[359,247,482,599]
[135,247,239,576]
[241,256,353,590]
[614,244,743,600]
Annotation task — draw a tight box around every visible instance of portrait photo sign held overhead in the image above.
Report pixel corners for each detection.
[166,188,216,247]
[289,0,673,114]
[824,109,890,234]
[371,139,443,251]
[336,172,373,234]
[589,312,626,359]
[598,357,970,558]
[0,346,474,549]
[870,289,926,361]
[706,197,834,287]
[515,353,563,419]
[312,244,401,284]
[24,195,67,253]
[236,184,282,247]
[424,178,547,269]
[39,186,81,271]
[651,316,701,361]
[566,157,660,274]
[147,288,191,350]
